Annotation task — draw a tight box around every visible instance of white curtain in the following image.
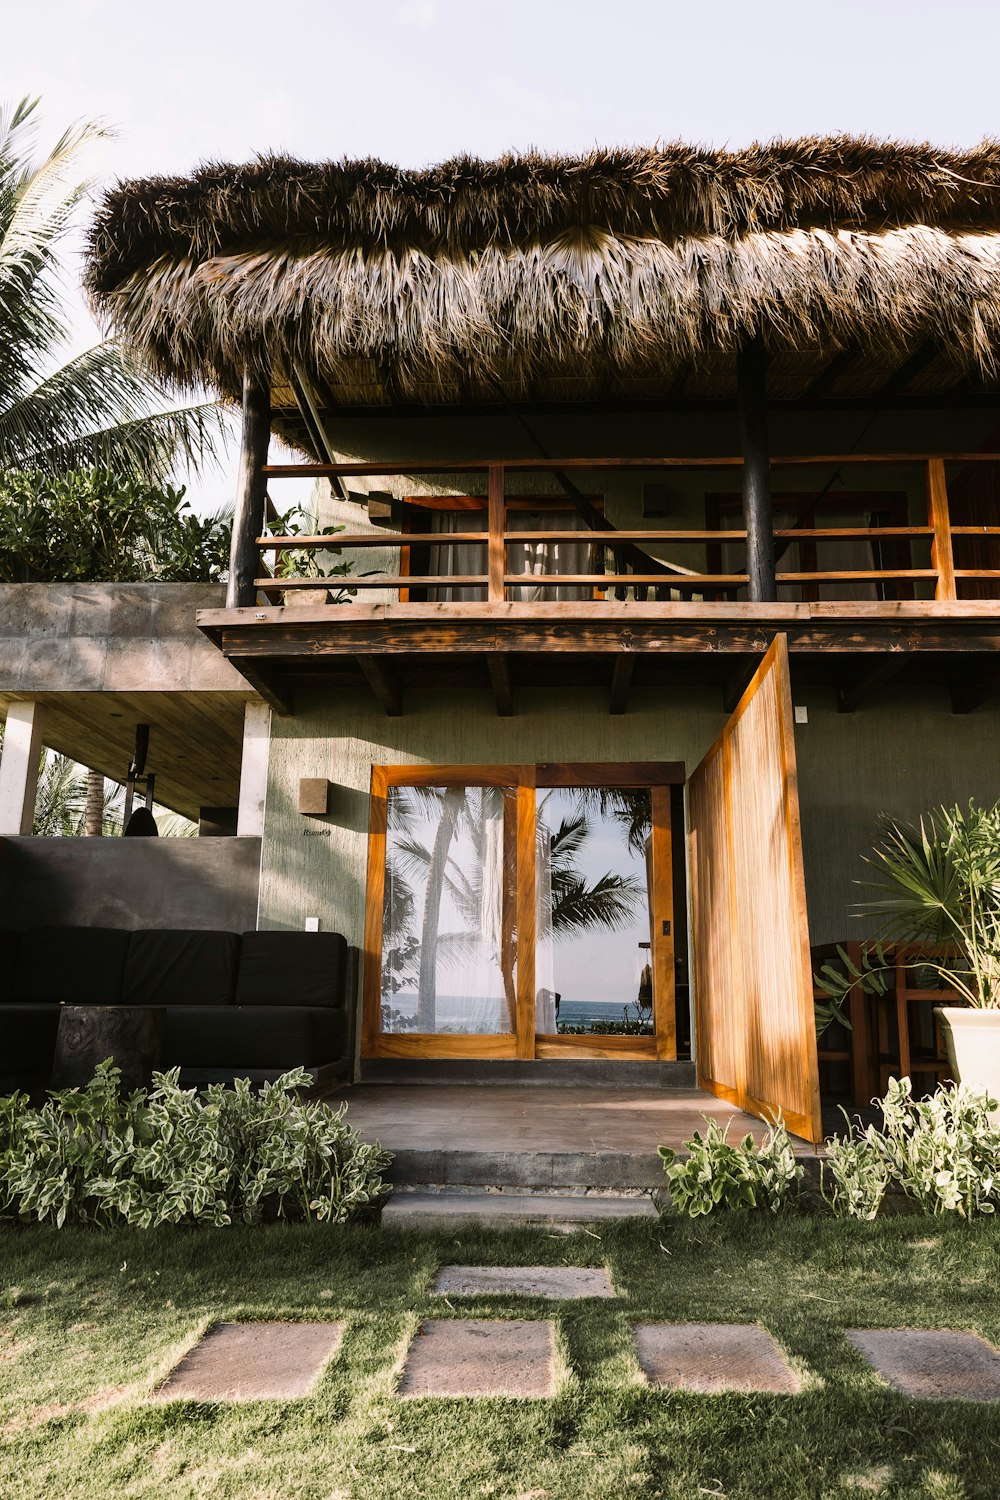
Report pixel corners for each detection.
[428,509,596,602]
[506,511,595,602]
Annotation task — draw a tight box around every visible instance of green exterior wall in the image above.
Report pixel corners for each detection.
[259,685,1000,960]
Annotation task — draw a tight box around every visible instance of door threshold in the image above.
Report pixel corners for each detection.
[359,1058,696,1089]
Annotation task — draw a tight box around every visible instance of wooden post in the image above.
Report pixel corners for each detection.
[926,458,957,600]
[488,464,505,603]
[737,339,777,603]
[227,373,272,609]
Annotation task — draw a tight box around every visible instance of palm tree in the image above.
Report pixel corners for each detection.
[1,98,227,837]
[0,97,225,480]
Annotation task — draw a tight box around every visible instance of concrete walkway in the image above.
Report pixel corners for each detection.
[325,1085,798,1157]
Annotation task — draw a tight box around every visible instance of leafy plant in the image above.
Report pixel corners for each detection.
[822,1078,1000,1219]
[267,505,357,600]
[0,1063,390,1228]
[816,802,1000,1013]
[658,1116,804,1217]
[0,469,231,583]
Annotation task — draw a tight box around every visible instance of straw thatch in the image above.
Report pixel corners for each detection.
[85,138,1000,414]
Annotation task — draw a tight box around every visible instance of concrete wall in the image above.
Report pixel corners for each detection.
[794,686,1000,944]
[0,836,262,932]
[259,684,1000,953]
[0,582,250,693]
[258,685,723,937]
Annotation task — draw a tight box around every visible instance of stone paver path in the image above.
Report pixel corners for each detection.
[434,1265,614,1299]
[155,1321,344,1401]
[634,1322,801,1394]
[847,1329,1000,1401]
[399,1318,556,1397]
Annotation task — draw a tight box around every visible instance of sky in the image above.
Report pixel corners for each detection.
[6,0,1000,508]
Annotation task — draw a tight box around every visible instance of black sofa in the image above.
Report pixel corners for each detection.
[0,926,357,1091]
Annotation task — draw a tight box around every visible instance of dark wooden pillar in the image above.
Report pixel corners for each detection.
[227,373,272,609]
[737,338,776,603]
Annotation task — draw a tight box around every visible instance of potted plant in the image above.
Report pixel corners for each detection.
[267,506,357,607]
[828,803,1000,1112]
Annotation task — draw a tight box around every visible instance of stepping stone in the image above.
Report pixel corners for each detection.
[155,1322,344,1401]
[634,1322,800,1394]
[846,1328,1000,1401]
[433,1265,614,1300]
[399,1319,555,1397]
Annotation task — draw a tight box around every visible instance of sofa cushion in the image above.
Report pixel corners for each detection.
[0,1002,60,1074]
[164,1004,347,1070]
[13,926,131,1006]
[0,931,22,1001]
[122,930,239,1008]
[235,932,348,1009]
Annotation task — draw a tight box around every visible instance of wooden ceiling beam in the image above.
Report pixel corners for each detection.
[609,653,635,715]
[950,672,1000,714]
[870,341,940,402]
[835,655,907,713]
[227,659,294,716]
[804,347,859,401]
[487,655,514,717]
[357,654,402,716]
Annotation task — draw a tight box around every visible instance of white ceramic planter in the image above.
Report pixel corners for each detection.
[283,586,329,608]
[934,1006,1000,1117]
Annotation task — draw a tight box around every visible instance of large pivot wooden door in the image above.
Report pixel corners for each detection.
[363,763,680,1061]
[688,636,822,1142]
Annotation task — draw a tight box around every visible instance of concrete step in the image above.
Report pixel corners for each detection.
[381,1190,659,1232]
[387,1147,663,1190]
[360,1059,696,1089]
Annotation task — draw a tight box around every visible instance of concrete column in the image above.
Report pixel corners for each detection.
[0,700,45,835]
[237,700,271,836]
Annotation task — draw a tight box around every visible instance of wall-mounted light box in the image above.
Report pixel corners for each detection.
[297,778,331,816]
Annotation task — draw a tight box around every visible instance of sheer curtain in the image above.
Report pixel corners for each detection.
[427,509,596,601]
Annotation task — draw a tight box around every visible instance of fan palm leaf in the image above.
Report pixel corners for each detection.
[0,98,226,483]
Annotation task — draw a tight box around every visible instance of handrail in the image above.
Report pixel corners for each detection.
[250,453,1000,605]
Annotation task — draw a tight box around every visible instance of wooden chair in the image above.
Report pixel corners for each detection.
[813,940,878,1107]
[878,943,957,1095]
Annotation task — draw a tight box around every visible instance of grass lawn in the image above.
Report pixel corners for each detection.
[2,1212,1000,1500]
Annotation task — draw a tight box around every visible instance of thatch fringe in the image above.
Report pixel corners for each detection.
[85,139,1000,405]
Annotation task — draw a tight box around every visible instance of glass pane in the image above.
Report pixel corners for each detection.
[381,784,517,1034]
[535,787,655,1037]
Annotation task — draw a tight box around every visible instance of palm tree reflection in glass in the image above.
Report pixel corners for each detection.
[379,785,651,1037]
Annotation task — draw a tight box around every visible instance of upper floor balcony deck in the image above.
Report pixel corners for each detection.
[197,450,1000,717]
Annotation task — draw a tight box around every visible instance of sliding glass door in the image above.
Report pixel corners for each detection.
[363,764,679,1060]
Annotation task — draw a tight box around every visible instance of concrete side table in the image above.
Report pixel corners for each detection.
[50,1006,166,1092]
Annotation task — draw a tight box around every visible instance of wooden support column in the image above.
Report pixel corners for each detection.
[487,464,505,603]
[737,338,777,603]
[227,374,272,609]
[926,458,957,601]
[0,700,44,835]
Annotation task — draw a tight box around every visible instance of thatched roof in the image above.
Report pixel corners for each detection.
[86,138,1000,429]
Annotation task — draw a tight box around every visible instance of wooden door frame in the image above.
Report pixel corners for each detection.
[362,761,683,1061]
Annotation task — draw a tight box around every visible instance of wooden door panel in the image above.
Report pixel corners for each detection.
[689,635,821,1142]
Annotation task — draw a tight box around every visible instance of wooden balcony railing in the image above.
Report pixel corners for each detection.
[252,453,1000,606]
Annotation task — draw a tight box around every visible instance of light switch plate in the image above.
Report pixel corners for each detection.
[794,705,809,724]
[304,917,320,932]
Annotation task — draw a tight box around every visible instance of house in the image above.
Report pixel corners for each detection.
[5,139,1000,1144]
